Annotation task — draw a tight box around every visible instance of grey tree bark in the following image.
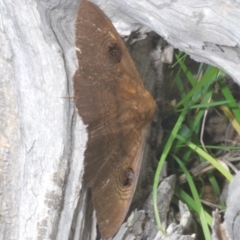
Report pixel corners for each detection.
[1,0,239,239]
[0,0,84,239]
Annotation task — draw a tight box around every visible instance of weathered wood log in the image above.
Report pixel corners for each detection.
[1,0,239,239]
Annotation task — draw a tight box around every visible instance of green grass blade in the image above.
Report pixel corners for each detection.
[176,186,213,225]
[176,67,220,108]
[173,155,211,240]
[219,78,240,124]
[175,134,233,181]
[153,103,189,233]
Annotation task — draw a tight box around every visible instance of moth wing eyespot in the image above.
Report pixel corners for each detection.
[108,43,122,63]
[122,168,134,186]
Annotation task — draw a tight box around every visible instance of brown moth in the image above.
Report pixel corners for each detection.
[74,0,156,239]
